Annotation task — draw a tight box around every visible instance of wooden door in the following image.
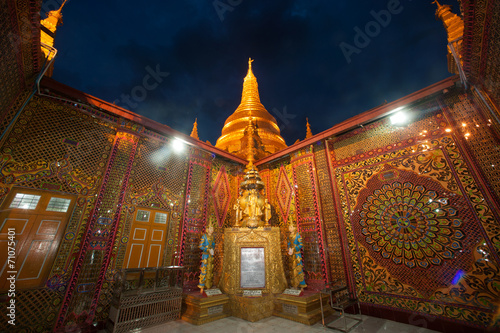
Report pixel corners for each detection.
[0,189,75,290]
[124,208,168,268]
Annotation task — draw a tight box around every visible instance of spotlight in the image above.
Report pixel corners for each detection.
[390,111,408,125]
[172,138,185,152]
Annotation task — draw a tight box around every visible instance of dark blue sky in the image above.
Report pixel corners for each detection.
[46,0,460,146]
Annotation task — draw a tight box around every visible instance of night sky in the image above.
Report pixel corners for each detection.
[46,0,460,146]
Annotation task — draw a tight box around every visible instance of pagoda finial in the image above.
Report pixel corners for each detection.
[239,58,260,105]
[248,58,255,76]
[432,0,442,9]
[306,118,313,139]
[58,0,68,13]
[190,118,200,140]
[432,0,453,21]
[432,0,464,75]
[47,0,68,23]
[245,57,256,80]
[40,0,69,77]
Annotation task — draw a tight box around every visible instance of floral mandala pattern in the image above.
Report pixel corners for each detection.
[359,181,464,269]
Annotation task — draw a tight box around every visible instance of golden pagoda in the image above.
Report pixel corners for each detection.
[190,118,200,140]
[433,1,464,74]
[40,0,67,77]
[305,118,313,139]
[215,59,287,160]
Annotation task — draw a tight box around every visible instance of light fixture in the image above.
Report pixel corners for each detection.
[172,138,185,152]
[390,110,408,125]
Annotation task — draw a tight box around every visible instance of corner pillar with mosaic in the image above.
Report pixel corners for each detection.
[178,150,233,324]
[290,146,329,291]
[55,130,140,330]
[268,146,335,325]
[177,150,212,291]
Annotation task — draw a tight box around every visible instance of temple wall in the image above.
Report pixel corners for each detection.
[1,0,43,136]
[0,93,241,331]
[0,84,498,332]
[324,88,499,330]
[462,0,500,109]
[1,1,499,331]
[257,86,499,331]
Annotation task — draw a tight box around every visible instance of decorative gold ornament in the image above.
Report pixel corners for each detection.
[233,161,269,228]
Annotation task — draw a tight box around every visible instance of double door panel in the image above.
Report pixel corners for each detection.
[124,209,169,269]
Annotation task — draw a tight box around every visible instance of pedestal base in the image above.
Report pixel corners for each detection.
[229,294,275,322]
[181,292,231,325]
[273,291,332,325]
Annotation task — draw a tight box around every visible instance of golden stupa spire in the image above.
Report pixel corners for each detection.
[241,58,260,105]
[245,117,257,168]
[215,59,287,159]
[305,118,313,139]
[248,57,254,73]
[432,1,464,74]
[190,118,200,140]
[432,0,443,10]
[44,0,68,27]
[40,0,68,77]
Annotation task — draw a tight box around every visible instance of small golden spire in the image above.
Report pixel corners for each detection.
[40,0,68,77]
[190,118,200,140]
[305,118,313,139]
[432,1,464,75]
[432,0,451,20]
[432,0,443,9]
[246,117,256,168]
[57,0,68,14]
[242,58,259,102]
[47,0,68,24]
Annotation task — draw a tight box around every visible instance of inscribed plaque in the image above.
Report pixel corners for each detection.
[207,305,224,315]
[240,247,265,288]
[205,288,222,296]
[283,304,298,314]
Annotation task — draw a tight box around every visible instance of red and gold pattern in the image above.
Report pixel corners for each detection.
[275,165,293,224]
[333,107,500,329]
[212,165,231,228]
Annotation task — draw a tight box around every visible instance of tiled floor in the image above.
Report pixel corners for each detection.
[131,315,440,333]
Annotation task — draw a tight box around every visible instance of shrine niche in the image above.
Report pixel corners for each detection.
[220,227,286,295]
[222,161,286,294]
[216,161,287,321]
[233,162,271,228]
